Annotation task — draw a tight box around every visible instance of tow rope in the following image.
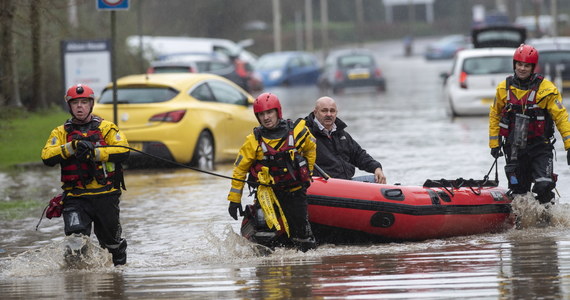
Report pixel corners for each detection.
[97,145,269,187]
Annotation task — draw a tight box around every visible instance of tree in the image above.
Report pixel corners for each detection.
[30,0,46,110]
[0,0,22,108]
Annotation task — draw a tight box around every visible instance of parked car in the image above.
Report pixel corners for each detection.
[147,52,263,94]
[528,37,570,94]
[318,48,386,94]
[254,51,320,87]
[92,73,258,169]
[424,34,470,60]
[442,26,526,117]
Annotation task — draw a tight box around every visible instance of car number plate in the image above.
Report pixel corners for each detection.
[481,98,494,104]
[129,142,143,151]
[348,69,370,80]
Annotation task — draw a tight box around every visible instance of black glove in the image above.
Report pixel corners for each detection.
[567,150,570,165]
[490,147,502,159]
[75,140,95,161]
[228,202,243,220]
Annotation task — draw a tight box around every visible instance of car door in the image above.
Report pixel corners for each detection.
[191,80,257,159]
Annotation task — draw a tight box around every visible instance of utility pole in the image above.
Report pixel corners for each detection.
[272,0,282,52]
[550,0,558,36]
[305,0,313,52]
[356,0,364,46]
[320,0,329,58]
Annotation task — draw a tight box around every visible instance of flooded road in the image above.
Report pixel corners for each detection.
[3,38,570,299]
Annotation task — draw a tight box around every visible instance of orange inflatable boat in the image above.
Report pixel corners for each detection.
[307,177,513,244]
[241,177,514,248]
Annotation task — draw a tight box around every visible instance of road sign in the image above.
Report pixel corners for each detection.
[61,40,111,97]
[97,0,129,11]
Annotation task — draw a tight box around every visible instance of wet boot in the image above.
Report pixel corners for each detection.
[292,236,317,252]
[64,233,89,266]
[292,224,317,252]
[108,239,127,266]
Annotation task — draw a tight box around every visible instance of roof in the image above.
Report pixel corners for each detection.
[455,47,515,59]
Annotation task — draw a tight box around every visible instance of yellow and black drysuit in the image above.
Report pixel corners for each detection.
[41,116,130,265]
[228,118,317,248]
[489,74,570,203]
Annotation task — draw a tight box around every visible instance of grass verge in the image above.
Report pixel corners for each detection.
[0,106,69,169]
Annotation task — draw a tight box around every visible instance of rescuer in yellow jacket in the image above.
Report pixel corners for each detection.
[489,44,570,205]
[227,92,317,252]
[41,84,130,266]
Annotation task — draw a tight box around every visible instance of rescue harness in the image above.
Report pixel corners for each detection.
[61,116,125,191]
[249,119,311,190]
[498,74,554,142]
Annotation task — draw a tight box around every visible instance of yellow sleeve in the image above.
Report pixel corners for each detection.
[41,126,71,164]
[300,126,317,173]
[489,80,507,148]
[228,133,257,203]
[539,80,570,150]
[94,120,130,162]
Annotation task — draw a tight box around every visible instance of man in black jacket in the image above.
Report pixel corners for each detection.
[304,96,386,183]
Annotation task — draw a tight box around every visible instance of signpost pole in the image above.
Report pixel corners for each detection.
[111,10,118,125]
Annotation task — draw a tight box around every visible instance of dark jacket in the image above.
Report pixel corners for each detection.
[304,112,382,179]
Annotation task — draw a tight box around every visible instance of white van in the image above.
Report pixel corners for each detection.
[125,35,257,64]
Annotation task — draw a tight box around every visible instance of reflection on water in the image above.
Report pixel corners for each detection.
[3,38,570,298]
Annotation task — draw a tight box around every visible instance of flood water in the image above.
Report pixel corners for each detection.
[3,38,570,299]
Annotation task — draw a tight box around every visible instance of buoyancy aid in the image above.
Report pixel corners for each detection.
[249,119,311,190]
[61,116,121,190]
[498,74,554,142]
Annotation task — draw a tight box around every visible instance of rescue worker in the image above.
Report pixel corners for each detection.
[489,44,570,205]
[304,96,386,183]
[227,92,317,252]
[41,84,130,266]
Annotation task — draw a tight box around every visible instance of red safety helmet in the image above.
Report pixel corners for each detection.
[65,84,95,103]
[513,44,539,70]
[253,92,282,119]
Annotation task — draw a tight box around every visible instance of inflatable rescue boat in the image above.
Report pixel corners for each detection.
[241,177,514,248]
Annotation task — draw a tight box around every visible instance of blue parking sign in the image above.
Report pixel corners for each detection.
[97,0,129,10]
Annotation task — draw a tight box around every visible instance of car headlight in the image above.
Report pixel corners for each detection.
[269,70,283,81]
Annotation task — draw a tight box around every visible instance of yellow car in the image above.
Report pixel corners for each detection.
[93,73,258,169]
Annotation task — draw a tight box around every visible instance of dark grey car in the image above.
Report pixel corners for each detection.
[318,48,386,94]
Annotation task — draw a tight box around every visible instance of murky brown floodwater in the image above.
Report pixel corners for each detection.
[3,38,570,299]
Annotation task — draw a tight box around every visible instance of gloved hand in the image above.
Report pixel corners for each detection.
[75,140,95,161]
[490,147,502,159]
[567,150,570,165]
[228,202,243,220]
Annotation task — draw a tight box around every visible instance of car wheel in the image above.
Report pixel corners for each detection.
[191,131,214,170]
[447,97,458,117]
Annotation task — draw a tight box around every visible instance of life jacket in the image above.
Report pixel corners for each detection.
[61,117,122,190]
[498,74,554,142]
[249,119,311,190]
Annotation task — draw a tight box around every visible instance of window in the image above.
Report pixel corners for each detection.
[209,81,247,105]
[463,56,512,75]
[99,87,178,104]
[190,83,216,102]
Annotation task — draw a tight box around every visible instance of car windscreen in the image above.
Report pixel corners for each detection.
[98,87,179,104]
[255,54,288,70]
[338,55,374,68]
[462,56,512,75]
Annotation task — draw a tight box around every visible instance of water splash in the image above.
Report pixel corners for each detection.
[511,193,570,229]
[1,235,114,277]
